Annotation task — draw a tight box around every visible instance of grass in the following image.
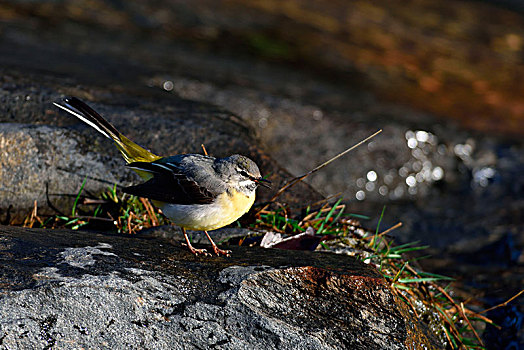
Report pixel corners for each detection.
[21,182,166,234]
[247,199,500,349]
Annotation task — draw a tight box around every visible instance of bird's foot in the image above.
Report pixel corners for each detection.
[182,243,211,257]
[203,231,232,257]
[212,246,232,257]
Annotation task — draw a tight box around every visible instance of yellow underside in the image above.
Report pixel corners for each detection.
[154,189,256,231]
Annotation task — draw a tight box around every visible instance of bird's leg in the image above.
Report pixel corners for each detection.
[181,227,210,256]
[204,231,232,257]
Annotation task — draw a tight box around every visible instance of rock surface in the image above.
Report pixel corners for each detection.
[0,225,441,349]
[0,66,321,222]
[0,123,133,216]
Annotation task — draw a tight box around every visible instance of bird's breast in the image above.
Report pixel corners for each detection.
[159,190,255,231]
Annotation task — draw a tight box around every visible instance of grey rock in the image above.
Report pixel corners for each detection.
[0,225,441,349]
[142,225,260,244]
[0,68,321,222]
[0,123,132,218]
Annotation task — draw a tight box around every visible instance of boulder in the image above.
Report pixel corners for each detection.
[0,225,441,349]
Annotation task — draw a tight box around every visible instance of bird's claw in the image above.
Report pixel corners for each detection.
[182,243,212,257]
[212,247,232,257]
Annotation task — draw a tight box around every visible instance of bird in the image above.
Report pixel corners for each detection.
[53,97,270,257]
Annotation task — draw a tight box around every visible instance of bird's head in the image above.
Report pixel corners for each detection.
[217,154,271,194]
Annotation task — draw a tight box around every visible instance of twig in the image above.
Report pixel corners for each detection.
[24,200,40,228]
[259,129,382,213]
[463,309,497,327]
[127,212,135,233]
[82,198,108,205]
[434,303,462,342]
[461,302,484,346]
[442,326,454,349]
[139,197,158,226]
[378,222,403,236]
[481,289,524,314]
[300,204,345,225]
[297,192,343,211]
[75,216,114,222]
[434,284,484,345]
[305,202,330,217]
[404,263,435,302]
[363,222,403,240]
[391,286,419,317]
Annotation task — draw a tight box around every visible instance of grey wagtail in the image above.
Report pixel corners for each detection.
[53,97,270,257]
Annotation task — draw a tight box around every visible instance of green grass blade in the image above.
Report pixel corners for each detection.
[332,208,345,226]
[387,241,421,251]
[346,213,370,220]
[71,176,88,217]
[417,271,455,281]
[372,206,386,250]
[396,277,450,283]
[392,262,409,282]
[376,206,386,234]
[391,245,430,254]
[391,283,413,291]
[318,198,342,234]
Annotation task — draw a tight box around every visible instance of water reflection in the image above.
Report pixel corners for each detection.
[162,80,174,91]
[474,167,495,187]
[356,129,449,200]
[355,128,501,201]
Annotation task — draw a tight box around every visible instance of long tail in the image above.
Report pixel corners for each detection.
[53,97,161,164]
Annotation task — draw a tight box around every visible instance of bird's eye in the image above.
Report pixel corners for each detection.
[239,170,250,178]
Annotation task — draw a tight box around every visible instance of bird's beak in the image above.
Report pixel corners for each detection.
[255,177,272,189]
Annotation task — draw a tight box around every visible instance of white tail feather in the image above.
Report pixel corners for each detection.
[53,102,111,139]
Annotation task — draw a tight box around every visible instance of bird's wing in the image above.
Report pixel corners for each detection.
[123,160,217,205]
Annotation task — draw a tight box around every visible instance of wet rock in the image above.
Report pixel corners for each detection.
[0,225,442,349]
[156,68,524,264]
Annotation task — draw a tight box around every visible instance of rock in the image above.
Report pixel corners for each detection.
[0,67,321,222]
[0,123,133,218]
[0,225,442,349]
[143,226,260,245]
